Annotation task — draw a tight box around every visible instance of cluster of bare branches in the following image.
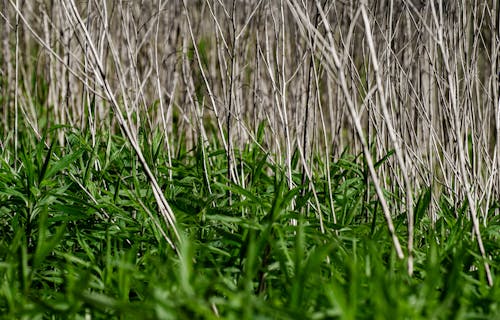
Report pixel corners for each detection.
[1,0,498,284]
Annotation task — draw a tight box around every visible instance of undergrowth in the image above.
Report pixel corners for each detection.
[0,126,498,319]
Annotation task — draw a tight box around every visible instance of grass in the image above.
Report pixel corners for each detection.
[0,125,498,319]
[1,1,499,319]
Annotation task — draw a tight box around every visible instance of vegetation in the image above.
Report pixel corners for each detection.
[0,1,499,319]
[0,126,498,319]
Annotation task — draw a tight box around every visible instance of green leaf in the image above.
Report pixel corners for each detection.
[415,187,431,227]
[374,149,394,169]
[45,149,85,180]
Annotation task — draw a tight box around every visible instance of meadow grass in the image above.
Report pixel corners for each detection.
[0,125,498,319]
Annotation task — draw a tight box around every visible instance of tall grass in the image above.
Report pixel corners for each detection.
[0,0,499,318]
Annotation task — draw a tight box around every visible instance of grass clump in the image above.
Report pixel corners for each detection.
[0,126,498,319]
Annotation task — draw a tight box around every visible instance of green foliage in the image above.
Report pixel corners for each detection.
[0,126,498,319]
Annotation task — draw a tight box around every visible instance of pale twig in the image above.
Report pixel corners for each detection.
[287,0,404,258]
[360,1,414,274]
[429,0,493,286]
[62,0,180,247]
